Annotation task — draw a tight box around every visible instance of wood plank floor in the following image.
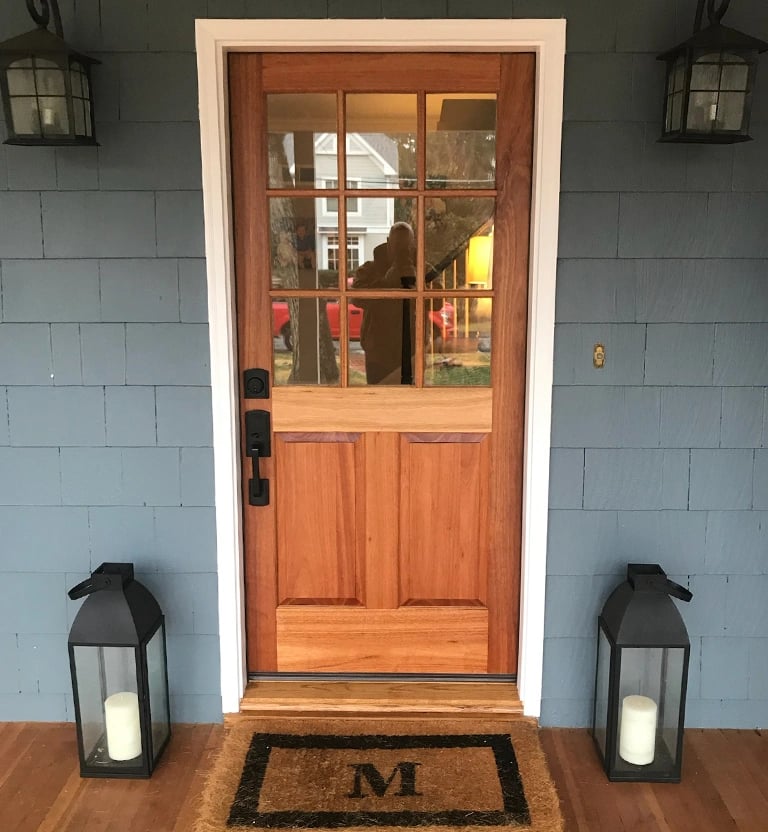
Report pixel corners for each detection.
[540,727,768,832]
[1,722,766,831]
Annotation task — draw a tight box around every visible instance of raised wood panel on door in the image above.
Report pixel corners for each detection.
[275,434,363,605]
[399,434,490,606]
[230,51,534,676]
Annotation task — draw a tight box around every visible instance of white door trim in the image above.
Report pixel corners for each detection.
[195,18,565,718]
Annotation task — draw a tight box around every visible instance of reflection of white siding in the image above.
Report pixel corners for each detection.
[346,153,391,190]
[311,132,400,269]
[315,133,397,228]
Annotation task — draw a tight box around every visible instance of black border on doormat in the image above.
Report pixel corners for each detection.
[227,733,532,828]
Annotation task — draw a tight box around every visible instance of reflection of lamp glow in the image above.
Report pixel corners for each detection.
[466,235,493,288]
[464,234,493,337]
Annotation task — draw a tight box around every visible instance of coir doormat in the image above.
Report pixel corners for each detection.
[193,719,563,832]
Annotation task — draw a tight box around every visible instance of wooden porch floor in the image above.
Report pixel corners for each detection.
[1,722,766,831]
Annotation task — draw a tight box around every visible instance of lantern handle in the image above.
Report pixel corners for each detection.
[68,576,98,600]
[665,579,693,603]
[25,0,64,39]
[694,0,731,32]
[68,573,118,599]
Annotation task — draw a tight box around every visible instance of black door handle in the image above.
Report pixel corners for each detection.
[245,410,271,506]
[249,447,269,506]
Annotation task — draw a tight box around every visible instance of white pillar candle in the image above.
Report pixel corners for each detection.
[619,694,658,765]
[104,691,142,761]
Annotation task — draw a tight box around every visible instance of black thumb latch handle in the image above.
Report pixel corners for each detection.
[249,448,269,506]
[666,579,693,603]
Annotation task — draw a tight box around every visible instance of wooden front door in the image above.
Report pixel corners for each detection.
[229,52,534,676]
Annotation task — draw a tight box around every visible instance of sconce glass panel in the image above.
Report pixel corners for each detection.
[664,57,687,133]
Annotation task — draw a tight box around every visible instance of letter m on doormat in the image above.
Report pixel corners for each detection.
[347,762,422,798]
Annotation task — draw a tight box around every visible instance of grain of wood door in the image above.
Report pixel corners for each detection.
[230,53,534,675]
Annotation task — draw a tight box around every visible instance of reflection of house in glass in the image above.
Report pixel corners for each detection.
[308,131,400,272]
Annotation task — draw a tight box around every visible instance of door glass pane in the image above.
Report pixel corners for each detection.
[269,197,330,290]
[346,93,417,188]
[424,297,491,387]
[347,299,367,385]
[267,93,337,189]
[272,296,341,386]
[348,296,414,386]
[425,197,495,289]
[349,201,418,292]
[426,94,496,189]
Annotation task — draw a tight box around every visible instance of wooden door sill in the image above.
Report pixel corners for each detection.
[240,680,523,719]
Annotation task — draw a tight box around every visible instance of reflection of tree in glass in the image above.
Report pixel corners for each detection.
[268,133,339,384]
[393,129,495,277]
[427,127,496,188]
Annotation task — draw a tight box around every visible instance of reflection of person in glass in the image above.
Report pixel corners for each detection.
[295,222,316,270]
[353,222,440,385]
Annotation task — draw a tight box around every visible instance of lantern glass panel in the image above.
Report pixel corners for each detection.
[7,64,35,95]
[593,626,611,759]
[722,62,749,91]
[146,625,170,762]
[73,645,143,769]
[70,63,83,96]
[39,95,69,135]
[35,67,65,96]
[687,90,719,131]
[74,99,85,135]
[690,63,720,90]
[670,92,683,131]
[673,58,686,92]
[716,91,745,130]
[10,97,39,134]
[613,646,686,777]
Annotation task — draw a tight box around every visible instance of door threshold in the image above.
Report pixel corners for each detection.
[240,679,523,720]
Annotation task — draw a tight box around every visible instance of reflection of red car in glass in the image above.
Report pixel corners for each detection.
[272,298,455,351]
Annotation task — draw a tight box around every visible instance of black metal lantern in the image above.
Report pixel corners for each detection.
[68,563,171,778]
[658,0,768,143]
[592,564,693,782]
[0,0,99,146]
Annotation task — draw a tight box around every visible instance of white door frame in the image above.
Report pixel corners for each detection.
[195,18,565,717]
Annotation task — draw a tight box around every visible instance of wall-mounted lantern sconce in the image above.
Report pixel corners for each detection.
[0,0,99,146]
[658,0,768,143]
